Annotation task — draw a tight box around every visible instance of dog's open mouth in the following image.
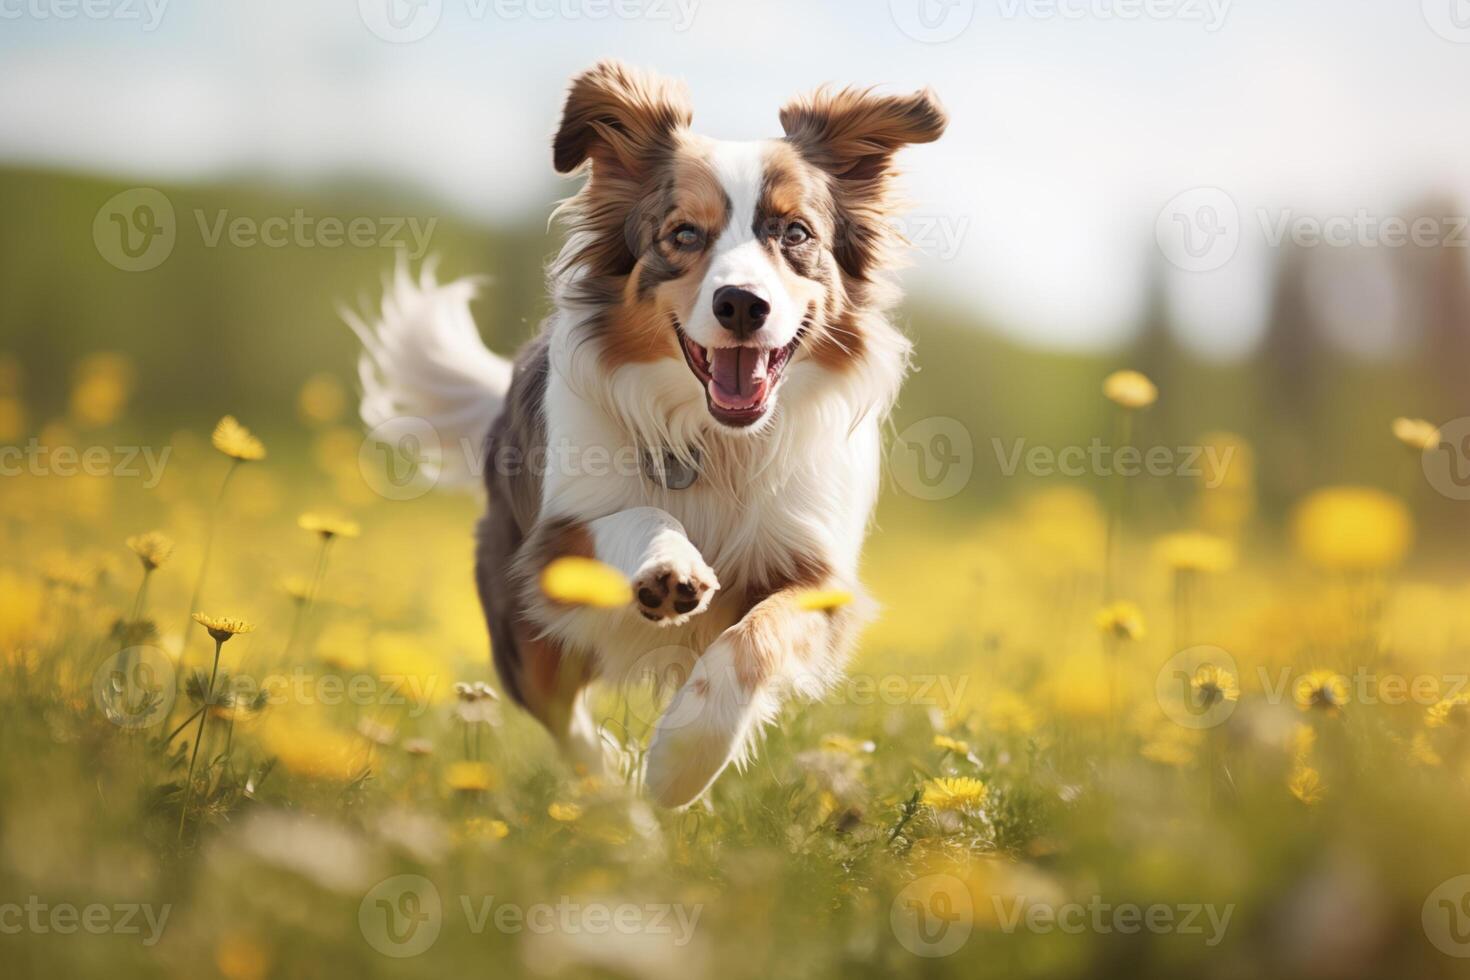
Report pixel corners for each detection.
[677,328,799,428]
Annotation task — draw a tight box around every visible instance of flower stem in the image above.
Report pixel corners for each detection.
[178,637,224,841]
[285,537,334,658]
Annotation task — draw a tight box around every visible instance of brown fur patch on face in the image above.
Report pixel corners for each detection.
[596,138,731,369]
[753,142,865,372]
[552,62,695,300]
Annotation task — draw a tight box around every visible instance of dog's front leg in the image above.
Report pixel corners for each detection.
[520,506,720,636]
[644,584,852,808]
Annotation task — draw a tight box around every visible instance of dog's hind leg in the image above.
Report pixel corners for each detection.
[643,581,868,808]
[478,509,604,773]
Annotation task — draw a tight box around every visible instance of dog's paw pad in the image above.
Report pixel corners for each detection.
[633,560,717,626]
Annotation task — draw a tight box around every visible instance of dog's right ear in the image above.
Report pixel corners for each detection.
[552,61,692,179]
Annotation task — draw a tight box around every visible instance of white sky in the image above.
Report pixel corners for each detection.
[2,0,1468,358]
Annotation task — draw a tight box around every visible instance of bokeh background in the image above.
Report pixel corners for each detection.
[5,2,1470,979]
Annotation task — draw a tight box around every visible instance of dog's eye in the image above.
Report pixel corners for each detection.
[670,225,704,250]
[782,222,812,247]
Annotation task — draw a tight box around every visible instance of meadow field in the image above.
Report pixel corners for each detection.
[4,170,1470,979]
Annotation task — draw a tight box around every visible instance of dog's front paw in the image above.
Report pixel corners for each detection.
[633,546,718,626]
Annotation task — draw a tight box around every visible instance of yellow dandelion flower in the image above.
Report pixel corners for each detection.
[1391,417,1441,452]
[795,589,854,612]
[1288,765,1324,805]
[548,801,584,822]
[921,776,988,812]
[70,353,133,428]
[1290,487,1412,572]
[459,818,510,842]
[298,372,347,426]
[1102,370,1158,409]
[214,932,270,980]
[298,512,361,540]
[41,553,96,591]
[1190,663,1240,710]
[820,733,876,755]
[987,689,1039,736]
[1293,669,1349,713]
[445,761,497,793]
[540,557,633,608]
[279,575,313,604]
[191,613,255,644]
[258,714,360,781]
[211,415,266,462]
[1155,531,1235,574]
[1427,693,1470,729]
[126,531,174,572]
[933,734,971,755]
[1096,601,1147,641]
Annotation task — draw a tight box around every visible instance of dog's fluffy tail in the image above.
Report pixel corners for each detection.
[347,259,513,490]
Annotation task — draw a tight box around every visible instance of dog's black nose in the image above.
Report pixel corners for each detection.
[712,286,770,337]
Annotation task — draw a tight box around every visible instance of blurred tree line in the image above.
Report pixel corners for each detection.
[2,167,1466,543]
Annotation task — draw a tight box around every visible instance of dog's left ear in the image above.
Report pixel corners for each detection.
[780,86,946,279]
[552,60,693,180]
[779,86,947,183]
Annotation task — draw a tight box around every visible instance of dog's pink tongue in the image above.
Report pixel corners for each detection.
[709,347,767,407]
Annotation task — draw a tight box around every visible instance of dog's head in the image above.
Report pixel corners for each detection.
[551,61,946,433]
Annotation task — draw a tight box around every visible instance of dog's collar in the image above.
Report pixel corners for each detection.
[641,447,700,491]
